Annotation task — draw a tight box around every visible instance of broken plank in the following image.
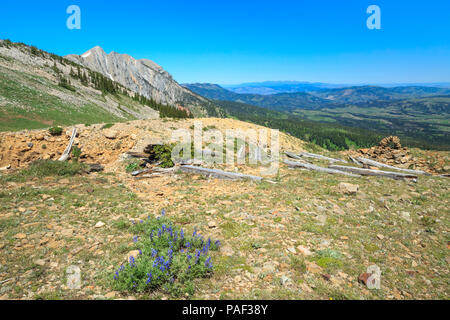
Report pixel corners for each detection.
[58,128,77,162]
[299,152,347,163]
[283,160,359,177]
[284,151,309,162]
[355,157,430,175]
[180,165,263,182]
[329,165,418,180]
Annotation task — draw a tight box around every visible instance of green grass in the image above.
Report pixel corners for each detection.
[0,160,87,182]
[0,65,138,132]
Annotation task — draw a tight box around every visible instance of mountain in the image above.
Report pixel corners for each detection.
[224,81,450,95]
[310,85,450,104]
[223,81,348,95]
[185,83,450,149]
[0,40,202,131]
[66,47,221,117]
[183,83,336,111]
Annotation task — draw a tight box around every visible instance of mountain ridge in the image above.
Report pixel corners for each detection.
[66,46,221,117]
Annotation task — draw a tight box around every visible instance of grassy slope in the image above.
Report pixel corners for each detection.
[0,63,143,131]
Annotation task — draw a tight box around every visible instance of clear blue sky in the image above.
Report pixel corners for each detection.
[0,0,449,85]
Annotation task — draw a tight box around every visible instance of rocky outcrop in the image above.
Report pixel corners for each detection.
[349,136,448,174]
[66,46,220,117]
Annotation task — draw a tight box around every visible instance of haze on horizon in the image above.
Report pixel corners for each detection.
[0,0,449,85]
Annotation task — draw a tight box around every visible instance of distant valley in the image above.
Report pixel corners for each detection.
[184,83,450,149]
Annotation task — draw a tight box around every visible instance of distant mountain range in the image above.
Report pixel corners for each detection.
[222,81,450,95]
[183,83,450,110]
[183,83,450,148]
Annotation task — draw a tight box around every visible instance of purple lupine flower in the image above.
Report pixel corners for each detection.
[161,209,166,216]
[146,272,152,284]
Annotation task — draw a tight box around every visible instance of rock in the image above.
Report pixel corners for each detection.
[208,221,217,229]
[105,291,117,299]
[296,245,312,256]
[262,262,277,273]
[399,211,412,223]
[94,221,105,228]
[220,245,234,257]
[358,272,371,286]
[338,182,359,195]
[126,250,140,262]
[305,261,323,274]
[376,234,384,240]
[61,229,74,237]
[321,273,331,281]
[104,130,118,139]
[280,275,291,286]
[287,247,296,254]
[15,233,27,239]
[34,259,46,266]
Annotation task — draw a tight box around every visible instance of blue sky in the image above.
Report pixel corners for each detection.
[0,0,449,84]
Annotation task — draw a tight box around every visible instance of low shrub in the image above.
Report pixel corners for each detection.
[71,146,82,162]
[111,210,220,297]
[48,126,63,136]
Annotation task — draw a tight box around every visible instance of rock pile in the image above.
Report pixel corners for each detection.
[350,136,448,174]
[358,136,411,166]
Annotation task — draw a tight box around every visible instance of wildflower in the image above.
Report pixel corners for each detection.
[139,249,142,255]
[146,272,152,284]
[214,240,221,248]
[151,249,157,258]
[205,257,212,269]
[133,236,138,243]
[161,209,166,216]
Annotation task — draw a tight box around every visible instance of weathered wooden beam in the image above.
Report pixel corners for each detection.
[180,165,263,182]
[58,128,77,162]
[355,157,430,176]
[284,151,309,162]
[283,159,359,177]
[299,152,347,163]
[349,156,363,166]
[329,165,418,180]
[126,152,149,159]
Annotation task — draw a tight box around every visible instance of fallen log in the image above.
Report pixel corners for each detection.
[180,165,263,182]
[283,160,359,177]
[284,151,309,162]
[298,152,347,163]
[58,128,77,162]
[329,165,418,180]
[135,173,167,180]
[126,152,149,159]
[349,156,363,166]
[355,157,431,176]
[132,167,176,177]
[131,169,151,177]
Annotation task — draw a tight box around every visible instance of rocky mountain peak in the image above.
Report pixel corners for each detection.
[66,46,217,117]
